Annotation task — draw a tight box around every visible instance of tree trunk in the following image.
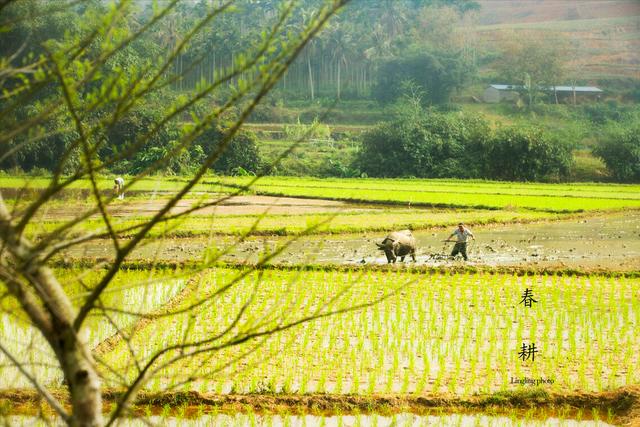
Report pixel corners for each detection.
[283,70,287,103]
[1,199,103,427]
[307,54,314,101]
[336,60,341,100]
[31,266,103,426]
[57,327,103,427]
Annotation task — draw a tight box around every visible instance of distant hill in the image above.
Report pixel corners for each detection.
[477,0,640,25]
[474,0,640,81]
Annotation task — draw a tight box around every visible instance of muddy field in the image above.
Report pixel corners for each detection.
[36,194,375,219]
[67,210,640,271]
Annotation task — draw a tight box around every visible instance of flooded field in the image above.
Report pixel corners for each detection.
[68,211,640,270]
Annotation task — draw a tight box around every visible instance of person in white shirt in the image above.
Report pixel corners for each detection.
[446,223,475,261]
[113,177,125,200]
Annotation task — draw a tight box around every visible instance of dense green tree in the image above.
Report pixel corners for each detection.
[485,126,573,181]
[195,125,262,175]
[594,125,640,182]
[373,51,474,105]
[1,0,488,178]
[356,109,489,178]
[356,106,573,181]
[0,104,81,173]
[266,0,479,100]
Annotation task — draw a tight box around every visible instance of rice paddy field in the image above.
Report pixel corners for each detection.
[1,175,639,425]
[87,269,640,396]
[215,176,640,212]
[2,266,638,424]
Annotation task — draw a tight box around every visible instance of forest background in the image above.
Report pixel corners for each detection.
[2,0,639,182]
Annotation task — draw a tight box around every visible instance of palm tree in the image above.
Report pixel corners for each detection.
[300,7,318,100]
[322,20,353,100]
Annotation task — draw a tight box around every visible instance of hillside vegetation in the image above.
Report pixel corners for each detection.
[1,0,638,182]
[475,0,640,81]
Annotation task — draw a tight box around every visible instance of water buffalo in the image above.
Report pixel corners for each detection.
[376,230,416,263]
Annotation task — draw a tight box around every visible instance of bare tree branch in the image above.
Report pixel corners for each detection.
[0,1,355,424]
[0,342,69,421]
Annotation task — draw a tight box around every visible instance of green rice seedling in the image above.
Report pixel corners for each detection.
[401,367,410,393]
[335,369,344,394]
[248,411,258,427]
[75,267,640,398]
[176,404,187,419]
[219,175,640,212]
[161,404,171,418]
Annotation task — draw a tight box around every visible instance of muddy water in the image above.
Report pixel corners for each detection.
[68,212,640,270]
[240,212,640,268]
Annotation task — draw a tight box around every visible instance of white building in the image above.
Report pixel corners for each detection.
[482,84,603,103]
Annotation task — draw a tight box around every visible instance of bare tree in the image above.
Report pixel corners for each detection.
[0,1,392,426]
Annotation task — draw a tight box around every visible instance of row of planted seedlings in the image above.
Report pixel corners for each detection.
[219,177,640,212]
[0,267,188,388]
[220,176,640,199]
[23,209,560,239]
[96,267,640,396]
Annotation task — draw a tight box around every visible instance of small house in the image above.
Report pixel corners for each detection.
[483,84,603,104]
[482,84,521,103]
[550,85,603,103]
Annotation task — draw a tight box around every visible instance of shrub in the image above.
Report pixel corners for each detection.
[593,126,640,182]
[356,110,571,181]
[485,126,573,181]
[373,52,474,106]
[581,101,630,125]
[283,117,332,141]
[103,102,183,175]
[356,110,490,178]
[249,103,297,123]
[195,126,262,175]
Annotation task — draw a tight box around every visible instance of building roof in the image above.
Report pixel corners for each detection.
[489,84,602,93]
[551,86,603,92]
[490,84,520,90]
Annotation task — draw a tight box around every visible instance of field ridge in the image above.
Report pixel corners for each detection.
[52,259,640,278]
[1,386,638,425]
